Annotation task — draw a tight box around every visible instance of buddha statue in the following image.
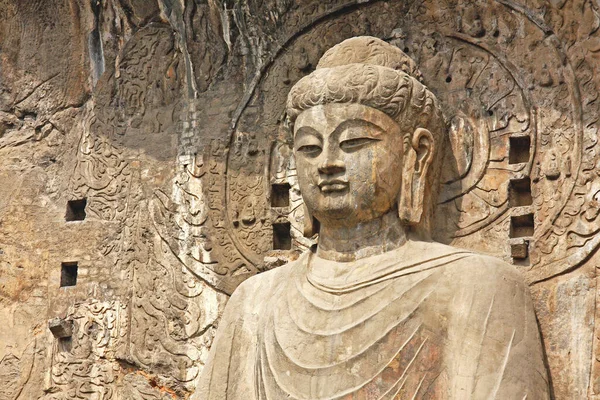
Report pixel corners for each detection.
[196,37,549,399]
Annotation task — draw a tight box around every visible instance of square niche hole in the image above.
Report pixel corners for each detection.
[273,222,292,250]
[60,262,78,287]
[510,214,534,238]
[509,136,531,164]
[271,183,290,207]
[65,198,87,221]
[509,177,533,207]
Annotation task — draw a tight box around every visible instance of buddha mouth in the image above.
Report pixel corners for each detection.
[318,179,349,193]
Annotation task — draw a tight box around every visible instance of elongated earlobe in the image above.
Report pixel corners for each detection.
[398,128,435,226]
[398,146,418,225]
[303,202,320,237]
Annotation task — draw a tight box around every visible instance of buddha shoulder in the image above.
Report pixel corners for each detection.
[405,241,524,283]
[226,258,301,309]
[441,249,529,295]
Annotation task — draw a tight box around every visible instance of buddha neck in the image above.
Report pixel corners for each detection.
[316,210,407,262]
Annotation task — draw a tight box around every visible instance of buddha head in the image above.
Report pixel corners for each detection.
[286,36,446,238]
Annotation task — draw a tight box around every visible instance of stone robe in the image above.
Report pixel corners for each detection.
[196,241,550,399]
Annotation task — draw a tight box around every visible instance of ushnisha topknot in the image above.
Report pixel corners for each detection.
[316,36,424,81]
[286,36,444,143]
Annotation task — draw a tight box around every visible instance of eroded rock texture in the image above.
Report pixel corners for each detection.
[2,0,600,398]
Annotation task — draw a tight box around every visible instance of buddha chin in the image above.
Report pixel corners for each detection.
[195,36,550,400]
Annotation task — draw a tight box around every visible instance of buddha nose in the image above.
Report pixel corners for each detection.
[318,158,345,175]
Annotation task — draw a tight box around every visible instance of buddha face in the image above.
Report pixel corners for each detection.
[294,103,405,227]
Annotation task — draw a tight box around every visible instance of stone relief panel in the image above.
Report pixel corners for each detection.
[199,0,600,290]
[179,1,600,398]
[43,300,128,400]
[45,16,228,399]
[2,0,600,398]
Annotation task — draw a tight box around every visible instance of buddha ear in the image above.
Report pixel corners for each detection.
[302,202,320,237]
[398,128,436,226]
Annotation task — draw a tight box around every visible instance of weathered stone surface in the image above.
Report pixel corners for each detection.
[198,35,549,399]
[1,0,600,398]
[48,318,73,339]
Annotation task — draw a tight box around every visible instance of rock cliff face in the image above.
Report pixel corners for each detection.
[2,0,600,398]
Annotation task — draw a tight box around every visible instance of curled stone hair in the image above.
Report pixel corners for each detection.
[286,36,446,150]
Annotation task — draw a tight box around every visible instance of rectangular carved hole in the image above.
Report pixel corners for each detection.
[510,214,534,238]
[509,136,531,164]
[273,222,292,250]
[58,337,73,352]
[65,198,87,221]
[511,242,529,260]
[60,262,78,287]
[509,177,533,207]
[271,183,290,207]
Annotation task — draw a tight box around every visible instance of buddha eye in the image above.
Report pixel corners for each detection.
[340,137,379,151]
[296,144,322,156]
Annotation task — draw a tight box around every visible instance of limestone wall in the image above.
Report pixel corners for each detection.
[2,0,600,398]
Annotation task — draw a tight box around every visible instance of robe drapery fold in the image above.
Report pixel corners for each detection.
[196,241,549,399]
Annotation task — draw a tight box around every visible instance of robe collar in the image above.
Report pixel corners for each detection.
[305,240,472,294]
